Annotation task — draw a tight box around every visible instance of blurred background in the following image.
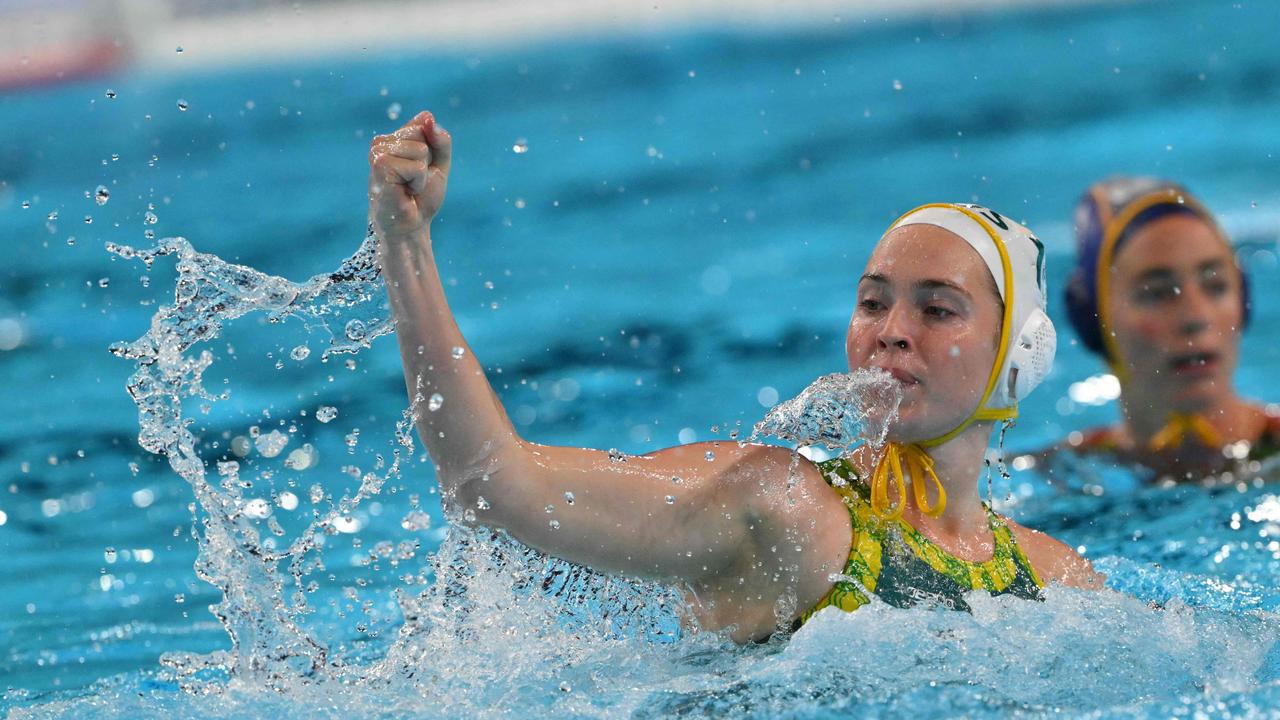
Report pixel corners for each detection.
[2,0,1279,708]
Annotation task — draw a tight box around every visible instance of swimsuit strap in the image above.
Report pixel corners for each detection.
[981,503,1045,590]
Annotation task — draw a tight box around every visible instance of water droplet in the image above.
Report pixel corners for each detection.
[427,393,444,411]
[545,504,555,514]
[98,278,110,288]
[333,515,360,533]
[476,496,490,510]
[84,215,93,224]
[559,681,572,693]
[671,475,682,485]
[20,200,29,209]
[608,448,626,463]
[66,237,76,246]
[563,491,575,505]
[463,508,477,523]
[665,495,676,505]
[548,519,560,530]
[254,429,289,458]
[104,89,117,99]
[386,102,401,120]
[144,211,158,225]
[277,491,299,511]
[511,139,529,154]
[174,593,185,603]
[450,345,466,360]
[344,319,367,341]
[243,498,271,519]
[309,484,326,504]
[316,406,338,423]
[176,99,189,111]
[94,185,110,206]
[705,451,715,461]
[892,79,903,90]
[175,45,184,53]
[46,211,58,221]
[103,547,117,563]
[290,344,310,361]
[401,510,432,531]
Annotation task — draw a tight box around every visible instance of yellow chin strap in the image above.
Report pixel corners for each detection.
[867,204,1018,520]
[1149,413,1223,452]
[870,444,945,519]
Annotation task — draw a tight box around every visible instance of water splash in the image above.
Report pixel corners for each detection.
[106,227,685,701]
[108,228,397,687]
[17,580,1279,718]
[750,369,902,453]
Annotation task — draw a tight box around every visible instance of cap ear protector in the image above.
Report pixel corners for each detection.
[887,203,1057,446]
[1064,179,1251,364]
[1007,305,1056,405]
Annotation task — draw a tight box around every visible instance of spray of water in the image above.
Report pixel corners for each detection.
[749,369,902,453]
[108,228,397,687]
[106,229,687,699]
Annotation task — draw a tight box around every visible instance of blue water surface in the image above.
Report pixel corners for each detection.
[3,0,1280,716]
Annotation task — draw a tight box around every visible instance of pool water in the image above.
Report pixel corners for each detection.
[3,0,1280,716]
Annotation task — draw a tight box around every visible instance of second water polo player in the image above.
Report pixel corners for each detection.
[1051,177,1280,481]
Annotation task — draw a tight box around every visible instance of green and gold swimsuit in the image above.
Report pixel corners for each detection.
[798,458,1044,626]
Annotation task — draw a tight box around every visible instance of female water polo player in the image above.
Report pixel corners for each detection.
[1056,177,1280,480]
[369,111,1102,641]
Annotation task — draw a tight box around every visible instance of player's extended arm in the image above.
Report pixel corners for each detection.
[370,112,837,590]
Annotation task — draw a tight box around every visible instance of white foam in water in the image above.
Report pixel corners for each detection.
[29,230,1271,718]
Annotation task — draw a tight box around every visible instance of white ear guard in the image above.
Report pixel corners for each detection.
[1003,305,1056,405]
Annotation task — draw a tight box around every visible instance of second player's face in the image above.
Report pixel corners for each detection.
[1107,213,1244,412]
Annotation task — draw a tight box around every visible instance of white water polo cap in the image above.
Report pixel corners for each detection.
[887,203,1056,437]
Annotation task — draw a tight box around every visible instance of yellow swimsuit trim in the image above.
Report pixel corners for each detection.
[800,460,1043,623]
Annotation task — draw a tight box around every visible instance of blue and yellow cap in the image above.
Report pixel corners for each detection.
[1063,177,1249,376]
